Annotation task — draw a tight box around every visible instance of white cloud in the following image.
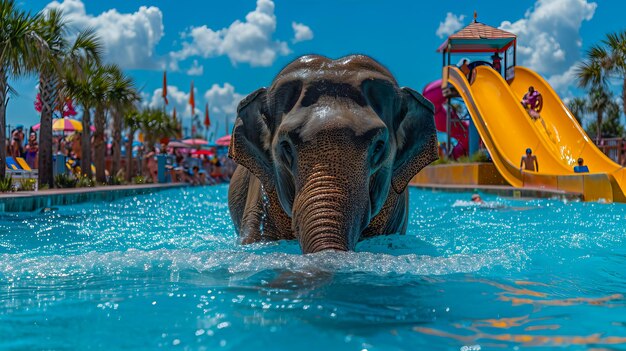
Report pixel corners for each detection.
[436,13,465,39]
[186,60,204,76]
[45,0,164,69]
[147,83,244,137]
[547,64,579,95]
[499,0,596,76]
[204,83,244,118]
[292,22,313,43]
[170,0,299,67]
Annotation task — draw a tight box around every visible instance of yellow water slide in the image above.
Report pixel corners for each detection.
[445,65,625,202]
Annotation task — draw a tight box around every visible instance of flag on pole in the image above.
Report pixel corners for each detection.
[189,81,195,115]
[162,71,168,105]
[204,102,211,127]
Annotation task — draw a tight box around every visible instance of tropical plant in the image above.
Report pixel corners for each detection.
[64,63,100,180]
[587,86,612,143]
[90,64,113,184]
[35,8,102,188]
[0,0,43,178]
[18,178,36,191]
[54,173,77,188]
[76,175,95,188]
[586,99,624,139]
[132,175,146,184]
[0,175,14,192]
[567,97,588,125]
[107,66,139,178]
[577,30,626,117]
[124,108,142,182]
[140,107,180,149]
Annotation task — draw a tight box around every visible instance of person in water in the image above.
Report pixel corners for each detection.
[520,148,539,172]
[573,157,589,173]
[471,193,485,204]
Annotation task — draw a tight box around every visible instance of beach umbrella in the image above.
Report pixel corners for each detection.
[32,118,94,133]
[167,141,189,148]
[191,149,215,156]
[215,135,231,147]
[182,138,208,146]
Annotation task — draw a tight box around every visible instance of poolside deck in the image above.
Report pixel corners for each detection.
[0,183,189,212]
[411,183,584,201]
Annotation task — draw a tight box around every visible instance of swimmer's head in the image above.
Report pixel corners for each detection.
[471,194,482,203]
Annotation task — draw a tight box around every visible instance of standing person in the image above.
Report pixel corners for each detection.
[491,52,502,74]
[24,132,39,169]
[145,147,158,183]
[520,148,539,172]
[459,59,471,79]
[573,158,590,173]
[10,125,25,158]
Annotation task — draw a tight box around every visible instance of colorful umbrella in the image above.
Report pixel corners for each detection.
[191,149,215,156]
[32,118,94,132]
[182,138,208,146]
[167,141,189,148]
[215,135,231,146]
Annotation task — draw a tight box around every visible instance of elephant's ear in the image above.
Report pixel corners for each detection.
[391,87,438,193]
[229,88,274,187]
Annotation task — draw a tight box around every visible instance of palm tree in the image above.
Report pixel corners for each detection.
[107,66,139,178]
[64,63,99,180]
[567,97,587,125]
[577,30,626,116]
[90,64,113,183]
[603,31,626,115]
[0,1,43,179]
[588,86,612,143]
[140,107,179,150]
[35,9,102,187]
[123,108,141,182]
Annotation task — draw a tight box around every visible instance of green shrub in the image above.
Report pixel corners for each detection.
[54,174,77,188]
[0,175,13,192]
[132,175,146,184]
[431,157,451,165]
[108,175,124,186]
[18,179,37,191]
[77,176,95,188]
[469,150,491,163]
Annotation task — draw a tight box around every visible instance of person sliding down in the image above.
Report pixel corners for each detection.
[521,86,543,120]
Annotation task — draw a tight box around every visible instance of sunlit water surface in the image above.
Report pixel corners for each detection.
[1,185,626,350]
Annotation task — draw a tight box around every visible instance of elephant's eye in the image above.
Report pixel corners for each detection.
[371,140,386,168]
[373,140,385,154]
[280,141,294,169]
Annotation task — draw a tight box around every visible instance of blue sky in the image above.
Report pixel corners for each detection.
[7,0,626,137]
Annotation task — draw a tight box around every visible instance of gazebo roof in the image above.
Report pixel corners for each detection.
[437,20,516,53]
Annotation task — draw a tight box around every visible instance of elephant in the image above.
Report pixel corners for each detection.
[228,54,438,254]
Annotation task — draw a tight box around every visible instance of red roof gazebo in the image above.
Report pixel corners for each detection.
[438,12,517,81]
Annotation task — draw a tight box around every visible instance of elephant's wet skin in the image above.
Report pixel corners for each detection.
[228,54,438,254]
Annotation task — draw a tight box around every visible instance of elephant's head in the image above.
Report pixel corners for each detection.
[229,55,437,253]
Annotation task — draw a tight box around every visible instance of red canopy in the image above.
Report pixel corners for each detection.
[216,135,231,146]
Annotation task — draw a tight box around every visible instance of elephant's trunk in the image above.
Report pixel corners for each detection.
[293,164,368,254]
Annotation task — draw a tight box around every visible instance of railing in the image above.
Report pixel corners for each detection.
[596,138,626,165]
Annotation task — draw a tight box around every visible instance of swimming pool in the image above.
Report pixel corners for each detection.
[1,185,625,350]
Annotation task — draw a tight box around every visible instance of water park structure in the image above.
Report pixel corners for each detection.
[412,14,626,203]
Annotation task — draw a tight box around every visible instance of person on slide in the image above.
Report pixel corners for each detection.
[521,86,543,120]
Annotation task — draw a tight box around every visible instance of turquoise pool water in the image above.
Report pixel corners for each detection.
[1,186,626,350]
